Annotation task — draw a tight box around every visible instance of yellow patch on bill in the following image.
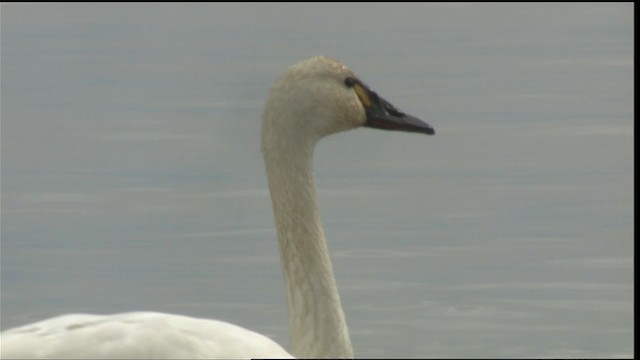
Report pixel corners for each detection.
[353,84,371,108]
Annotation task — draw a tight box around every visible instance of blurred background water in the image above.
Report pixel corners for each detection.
[1,3,633,358]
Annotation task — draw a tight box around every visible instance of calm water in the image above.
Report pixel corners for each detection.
[1,3,633,358]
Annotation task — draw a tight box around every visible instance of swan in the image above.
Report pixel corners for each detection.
[0,56,435,359]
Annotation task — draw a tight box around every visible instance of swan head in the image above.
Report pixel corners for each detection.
[261,56,434,155]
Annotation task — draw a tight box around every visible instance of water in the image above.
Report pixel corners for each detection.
[1,3,633,358]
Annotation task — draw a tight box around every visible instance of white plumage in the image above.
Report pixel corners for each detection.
[1,313,292,359]
[1,56,434,359]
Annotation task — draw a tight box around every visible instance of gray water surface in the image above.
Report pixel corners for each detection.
[1,3,633,358]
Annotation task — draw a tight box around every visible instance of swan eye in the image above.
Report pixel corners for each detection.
[344,77,356,88]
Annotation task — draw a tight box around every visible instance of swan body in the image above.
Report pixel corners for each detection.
[1,56,434,359]
[1,312,292,359]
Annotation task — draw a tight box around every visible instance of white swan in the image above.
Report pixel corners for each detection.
[0,56,435,359]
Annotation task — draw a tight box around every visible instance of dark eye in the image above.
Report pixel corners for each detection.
[344,77,356,88]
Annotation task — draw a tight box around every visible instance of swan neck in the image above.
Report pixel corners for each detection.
[263,146,353,358]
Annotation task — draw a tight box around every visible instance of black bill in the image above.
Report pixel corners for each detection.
[349,78,435,136]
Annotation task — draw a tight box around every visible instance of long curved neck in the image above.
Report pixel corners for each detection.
[263,142,353,358]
